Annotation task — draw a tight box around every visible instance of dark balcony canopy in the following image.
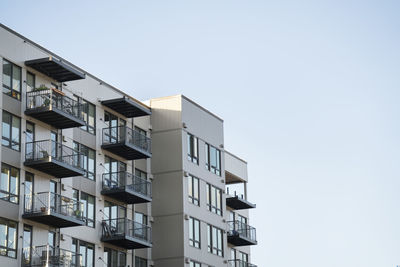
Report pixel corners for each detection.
[101,172,152,204]
[227,220,257,247]
[25,57,85,82]
[102,126,152,160]
[24,140,85,178]
[101,219,152,249]
[25,89,86,129]
[22,192,85,228]
[101,97,151,118]
[226,196,256,210]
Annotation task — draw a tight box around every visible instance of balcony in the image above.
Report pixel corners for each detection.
[25,89,86,129]
[226,191,256,210]
[227,221,257,246]
[101,126,151,160]
[101,171,152,204]
[25,56,85,82]
[24,140,85,178]
[101,97,151,118]
[228,260,257,267]
[101,218,152,249]
[22,192,85,228]
[22,245,80,267]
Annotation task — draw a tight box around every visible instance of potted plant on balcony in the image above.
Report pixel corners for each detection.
[74,209,82,218]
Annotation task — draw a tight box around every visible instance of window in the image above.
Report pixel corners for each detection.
[80,98,96,134]
[73,142,95,180]
[135,256,148,267]
[2,59,21,100]
[135,168,147,179]
[104,156,126,173]
[104,248,126,267]
[206,184,222,216]
[134,126,147,137]
[205,143,221,176]
[22,224,32,265]
[0,217,18,258]
[24,172,34,211]
[2,111,20,151]
[0,163,19,204]
[26,122,35,157]
[187,133,199,164]
[26,72,35,92]
[189,217,200,248]
[72,189,95,228]
[72,239,94,267]
[104,201,126,220]
[48,231,55,247]
[134,212,148,225]
[207,224,223,257]
[188,175,199,206]
[190,260,201,267]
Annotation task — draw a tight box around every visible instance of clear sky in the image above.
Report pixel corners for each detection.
[2,1,400,266]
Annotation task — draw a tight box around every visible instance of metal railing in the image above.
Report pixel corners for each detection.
[25,140,84,169]
[228,260,257,267]
[22,245,80,267]
[102,126,151,153]
[26,89,85,120]
[24,192,84,222]
[102,218,151,244]
[227,221,257,243]
[102,171,152,198]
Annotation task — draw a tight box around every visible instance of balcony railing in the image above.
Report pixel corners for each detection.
[25,140,85,178]
[102,171,152,204]
[101,126,151,160]
[23,192,85,228]
[25,89,86,129]
[228,260,257,267]
[101,218,152,249]
[227,220,257,246]
[22,245,80,267]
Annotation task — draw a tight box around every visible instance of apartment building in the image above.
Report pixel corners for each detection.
[0,23,257,267]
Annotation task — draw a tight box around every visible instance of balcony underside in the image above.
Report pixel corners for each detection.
[101,143,151,160]
[22,212,85,228]
[101,188,152,204]
[25,57,85,82]
[101,235,152,249]
[101,97,151,118]
[25,108,85,129]
[226,196,256,210]
[24,159,85,178]
[228,233,257,247]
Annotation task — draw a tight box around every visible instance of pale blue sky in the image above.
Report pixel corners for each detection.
[2,1,400,266]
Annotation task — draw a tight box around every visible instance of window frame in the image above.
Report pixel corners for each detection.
[72,189,95,228]
[72,238,95,267]
[2,59,21,100]
[188,175,200,206]
[206,184,222,216]
[2,111,21,151]
[135,256,148,267]
[207,224,223,257]
[0,163,20,204]
[205,143,221,176]
[189,217,201,249]
[187,133,199,164]
[0,217,18,258]
[73,142,96,180]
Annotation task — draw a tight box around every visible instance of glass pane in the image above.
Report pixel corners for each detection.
[2,60,11,88]
[12,65,21,92]
[11,116,20,150]
[2,112,11,147]
[27,72,35,91]
[193,178,198,199]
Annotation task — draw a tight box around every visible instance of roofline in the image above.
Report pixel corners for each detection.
[149,94,224,122]
[225,150,248,164]
[0,23,150,110]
